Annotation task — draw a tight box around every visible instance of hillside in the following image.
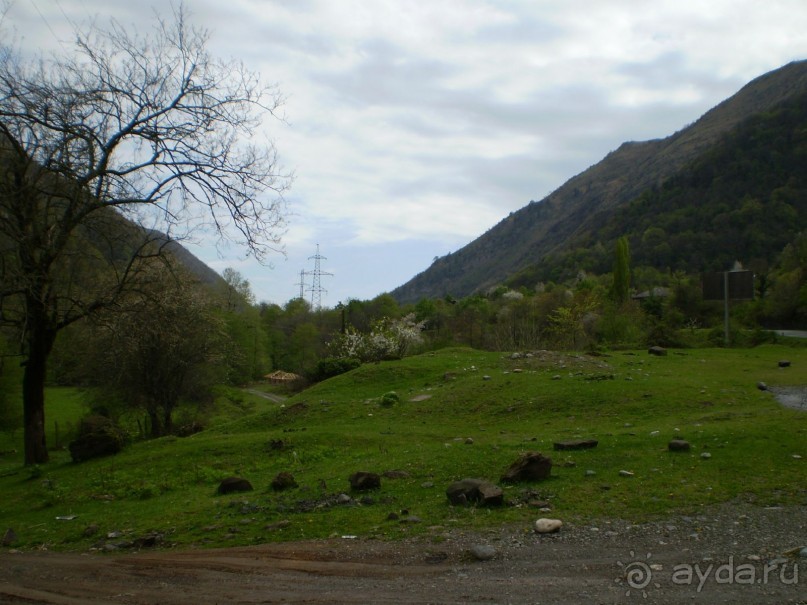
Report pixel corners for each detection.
[391,60,807,303]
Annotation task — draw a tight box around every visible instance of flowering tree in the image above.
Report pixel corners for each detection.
[329,313,425,362]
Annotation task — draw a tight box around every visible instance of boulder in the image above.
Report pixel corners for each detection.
[500,452,552,483]
[446,478,503,506]
[270,471,298,491]
[217,477,253,495]
[348,471,381,491]
[668,439,691,452]
[553,439,598,451]
[779,360,791,368]
[648,346,667,356]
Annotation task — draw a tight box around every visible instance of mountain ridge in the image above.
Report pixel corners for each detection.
[391,60,807,303]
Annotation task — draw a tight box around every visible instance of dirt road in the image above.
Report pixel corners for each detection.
[1,502,804,604]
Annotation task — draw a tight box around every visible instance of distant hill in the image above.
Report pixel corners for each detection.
[392,60,807,303]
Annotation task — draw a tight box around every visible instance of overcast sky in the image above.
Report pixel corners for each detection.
[6,1,807,306]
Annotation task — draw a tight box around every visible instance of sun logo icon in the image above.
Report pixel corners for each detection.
[617,550,654,598]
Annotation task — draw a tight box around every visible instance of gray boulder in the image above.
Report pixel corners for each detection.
[349,471,381,491]
[446,478,503,506]
[501,452,552,483]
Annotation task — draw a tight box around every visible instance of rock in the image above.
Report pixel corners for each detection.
[585,470,596,477]
[500,451,552,483]
[534,518,563,534]
[648,345,667,356]
[446,478,503,506]
[470,544,497,561]
[386,512,399,521]
[270,471,298,491]
[82,524,99,538]
[778,360,791,368]
[382,470,410,479]
[217,477,254,495]
[618,470,634,477]
[400,515,421,524]
[349,471,381,491]
[336,493,353,504]
[421,481,435,488]
[757,381,768,391]
[668,439,691,452]
[552,375,561,380]
[465,437,474,445]
[2,528,17,546]
[700,452,712,459]
[801,547,807,559]
[265,520,291,531]
[553,439,598,451]
[482,375,491,381]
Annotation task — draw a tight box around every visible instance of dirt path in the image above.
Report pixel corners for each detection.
[2,503,804,604]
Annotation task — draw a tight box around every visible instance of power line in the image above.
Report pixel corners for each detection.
[304,244,332,310]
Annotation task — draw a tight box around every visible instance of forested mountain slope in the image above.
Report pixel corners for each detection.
[392,60,807,303]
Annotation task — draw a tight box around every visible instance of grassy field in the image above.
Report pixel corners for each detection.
[0,345,805,551]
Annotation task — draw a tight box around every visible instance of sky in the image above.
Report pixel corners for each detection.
[5,1,807,307]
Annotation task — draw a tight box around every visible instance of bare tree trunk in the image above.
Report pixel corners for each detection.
[22,321,56,465]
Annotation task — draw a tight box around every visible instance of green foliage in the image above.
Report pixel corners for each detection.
[313,357,361,381]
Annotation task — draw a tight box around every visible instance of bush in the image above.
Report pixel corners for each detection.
[379,391,400,407]
[313,357,361,381]
[68,415,126,462]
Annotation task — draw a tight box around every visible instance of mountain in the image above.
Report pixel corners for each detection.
[391,60,807,303]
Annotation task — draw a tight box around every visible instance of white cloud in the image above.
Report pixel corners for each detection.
[6,0,807,304]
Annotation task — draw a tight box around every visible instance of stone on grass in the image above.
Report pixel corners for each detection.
[618,470,634,477]
[270,471,298,491]
[500,451,552,483]
[779,360,791,368]
[349,471,381,491]
[68,415,125,463]
[446,478,503,506]
[648,346,667,356]
[534,518,563,534]
[217,477,253,495]
[668,439,691,452]
[553,439,598,451]
[2,528,17,546]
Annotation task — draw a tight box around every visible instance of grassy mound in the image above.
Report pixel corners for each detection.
[0,346,804,551]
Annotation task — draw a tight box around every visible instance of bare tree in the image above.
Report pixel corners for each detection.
[0,6,290,464]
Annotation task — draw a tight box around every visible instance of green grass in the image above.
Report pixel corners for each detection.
[0,345,805,551]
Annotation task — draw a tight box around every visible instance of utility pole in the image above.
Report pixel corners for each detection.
[307,244,333,310]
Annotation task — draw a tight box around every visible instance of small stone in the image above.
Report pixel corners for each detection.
[563,460,576,468]
[386,512,399,521]
[700,452,712,459]
[336,493,352,504]
[400,515,421,524]
[534,518,563,534]
[801,547,807,559]
[465,437,474,445]
[470,544,497,561]
[421,481,435,488]
[757,382,768,391]
[619,470,634,477]
[552,375,561,380]
[778,360,791,368]
[585,470,596,477]
[648,346,667,356]
[792,455,802,460]
[82,524,99,538]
